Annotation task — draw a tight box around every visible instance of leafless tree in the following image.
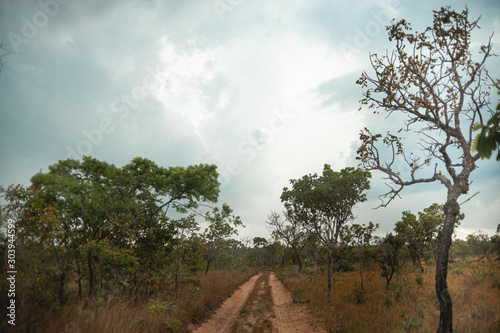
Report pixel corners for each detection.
[266,211,307,272]
[356,7,495,332]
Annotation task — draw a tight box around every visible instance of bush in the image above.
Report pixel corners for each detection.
[415,275,424,286]
[336,260,356,272]
[351,285,368,304]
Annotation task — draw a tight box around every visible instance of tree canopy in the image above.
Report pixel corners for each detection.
[281,165,371,296]
[0,156,243,320]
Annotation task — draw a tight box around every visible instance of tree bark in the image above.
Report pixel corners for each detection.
[292,245,303,272]
[76,257,82,299]
[327,249,333,297]
[58,273,65,306]
[205,259,211,275]
[359,258,364,292]
[386,268,395,287]
[88,250,94,296]
[416,251,424,274]
[435,199,459,333]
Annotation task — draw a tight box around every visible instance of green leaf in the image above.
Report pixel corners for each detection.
[472,134,480,153]
[472,123,483,132]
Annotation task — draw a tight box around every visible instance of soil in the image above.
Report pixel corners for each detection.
[192,272,326,333]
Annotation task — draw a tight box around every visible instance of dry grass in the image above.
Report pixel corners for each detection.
[278,259,500,332]
[35,269,256,333]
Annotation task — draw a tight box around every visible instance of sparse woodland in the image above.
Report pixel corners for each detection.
[1,6,500,333]
[1,156,499,332]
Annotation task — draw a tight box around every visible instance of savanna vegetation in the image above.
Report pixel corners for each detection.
[1,6,499,333]
[0,157,258,332]
[270,205,500,332]
[355,6,498,331]
[2,156,497,332]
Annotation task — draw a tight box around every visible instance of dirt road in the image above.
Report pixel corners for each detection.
[192,272,326,333]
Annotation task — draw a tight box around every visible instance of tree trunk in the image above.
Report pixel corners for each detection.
[88,250,94,296]
[327,250,333,297]
[416,252,424,274]
[205,259,211,275]
[435,199,459,333]
[433,241,438,262]
[386,267,395,287]
[359,258,364,292]
[175,243,182,297]
[76,258,82,299]
[293,245,303,272]
[58,273,65,306]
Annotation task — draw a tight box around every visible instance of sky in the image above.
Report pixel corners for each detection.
[1,0,499,242]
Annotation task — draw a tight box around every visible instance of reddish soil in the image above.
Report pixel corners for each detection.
[192,272,326,333]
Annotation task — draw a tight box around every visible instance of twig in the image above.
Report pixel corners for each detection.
[459,191,480,206]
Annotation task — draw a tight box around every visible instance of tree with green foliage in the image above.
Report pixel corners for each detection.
[491,224,500,258]
[345,221,379,297]
[395,204,463,272]
[376,232,404,286]
[2,156,226,312]
[169,215,204,296]
[29,157,220,293]
[1,185,72,329]
[252,236,268,248]
[356,7,494,332]
[472,80,500,160]
[466,230,492,257]
[395,211,425,271]
[281,165,371,296]
[263,241,286,268]
[449,239,468,261]
[418,203,444,260]
[203,204,243,274]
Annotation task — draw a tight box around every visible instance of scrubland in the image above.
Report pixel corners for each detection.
[6,259,499,332]
[36,269,256,333]
[277,258,500,332]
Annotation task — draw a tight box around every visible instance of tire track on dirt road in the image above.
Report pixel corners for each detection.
[269,272,325,333]
[192,273,262,333]
[192,272,326,333]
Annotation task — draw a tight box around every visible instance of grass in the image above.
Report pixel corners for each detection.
[6,260,498,332]
[34,269,257,333]
[278,259,500,332]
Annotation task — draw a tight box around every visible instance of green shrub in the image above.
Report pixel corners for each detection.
[415,275,424,286]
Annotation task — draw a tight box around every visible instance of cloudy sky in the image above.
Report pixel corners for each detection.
[1,0,499,241]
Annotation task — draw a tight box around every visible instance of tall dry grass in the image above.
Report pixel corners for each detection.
[35,269,256,333]
[278,259,500,332]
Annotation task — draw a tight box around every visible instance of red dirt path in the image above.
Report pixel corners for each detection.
[192,272,326,333]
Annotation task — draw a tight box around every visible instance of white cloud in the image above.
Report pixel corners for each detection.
[0,0,499,242]
[153,37,221,131]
